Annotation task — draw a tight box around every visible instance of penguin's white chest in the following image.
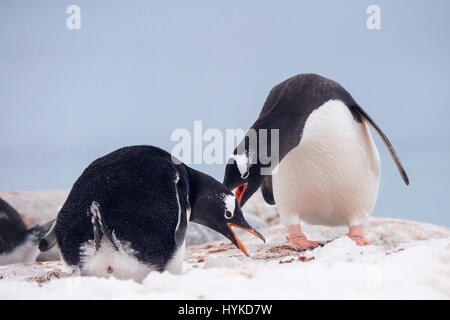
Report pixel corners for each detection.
[272,100,381,227]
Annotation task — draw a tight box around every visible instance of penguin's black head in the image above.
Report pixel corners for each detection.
[223,153,265,207]
[189,175,265,256]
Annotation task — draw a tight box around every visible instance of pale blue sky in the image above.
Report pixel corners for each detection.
[1,1,449,225]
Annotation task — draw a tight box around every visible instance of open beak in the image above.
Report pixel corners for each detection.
[227,222,265,256]
[232,183,248,204]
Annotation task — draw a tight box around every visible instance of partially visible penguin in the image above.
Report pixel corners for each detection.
[223,74,409,251]
[40,145,264,282]
[0,196,54,264]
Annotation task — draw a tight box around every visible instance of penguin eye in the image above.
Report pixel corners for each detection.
[224,210,233,219]
[242,170,249,179]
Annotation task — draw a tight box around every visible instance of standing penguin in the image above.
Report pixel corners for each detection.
[223,74,409,251]
[0,196,54,264]
[40,145,264,281]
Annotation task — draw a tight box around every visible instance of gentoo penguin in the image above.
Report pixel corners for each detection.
[0,196,54,264]
[223,74,409,251]
[39,145,264,281]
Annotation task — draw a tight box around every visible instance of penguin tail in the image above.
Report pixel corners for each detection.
[90,201,118,251]
[351,104,410,185]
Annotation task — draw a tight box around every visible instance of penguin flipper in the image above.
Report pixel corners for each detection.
[28,219,56,244]
[351,104,409,185]
[38,219,57,251]
[174,169,189,248]
[261,175,276,205]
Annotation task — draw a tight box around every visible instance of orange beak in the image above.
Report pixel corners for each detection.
[232,183,248,204]
[227,222,265,256]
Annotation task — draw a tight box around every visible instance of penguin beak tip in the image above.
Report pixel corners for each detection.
[227,223,265,255]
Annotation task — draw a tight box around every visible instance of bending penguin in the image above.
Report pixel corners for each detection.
[40,145,264,282]
[0,196,54,264]
[223,74,409,251]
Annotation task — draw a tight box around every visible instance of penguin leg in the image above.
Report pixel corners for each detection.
[287,224,323,252]
[346,225,371,246]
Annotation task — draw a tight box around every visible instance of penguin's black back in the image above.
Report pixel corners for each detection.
[252,73,361,161]
[0,197,28,254]
[55,146,190,270]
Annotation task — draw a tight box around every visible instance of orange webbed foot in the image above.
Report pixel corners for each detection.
[347,225,371,246]
[288,224,324,252]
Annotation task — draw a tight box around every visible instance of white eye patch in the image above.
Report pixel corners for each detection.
[230,154,249,177]
[222,194,236,219]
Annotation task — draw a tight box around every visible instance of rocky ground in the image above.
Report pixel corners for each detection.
[0,191,449,299]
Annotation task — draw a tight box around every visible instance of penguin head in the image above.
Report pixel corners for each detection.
[189,177,265,256]
[223,152,265,207]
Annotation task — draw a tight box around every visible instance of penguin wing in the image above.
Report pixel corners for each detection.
[260,176,276,205]
[38,220,57,251]
[351,104,409,185]
[27,219,56,246]
[173,169,190,247]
